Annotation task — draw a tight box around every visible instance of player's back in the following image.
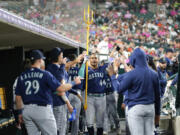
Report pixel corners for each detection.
[15,67,59,105]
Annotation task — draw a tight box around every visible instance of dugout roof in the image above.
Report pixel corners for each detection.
[0,9,81,51]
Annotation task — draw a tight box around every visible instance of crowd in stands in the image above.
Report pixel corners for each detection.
[90,0,180,56]
[0,0,179,49]
[0,0,86,43]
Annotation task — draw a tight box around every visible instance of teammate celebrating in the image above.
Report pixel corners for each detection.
[47,47,82,135]
[107,48,161,135]
[104,76,120,134]
[15,50,81,135]
[68,54,83,135]
[83,53,109,135]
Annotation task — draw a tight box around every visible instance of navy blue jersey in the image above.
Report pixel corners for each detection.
[84,64,108,93]
[68,67,82,90]
[64,68,79,96]
[105,77,114,93]
[46,64,66,106]
[15,68,60,105]
[46,64,64,81]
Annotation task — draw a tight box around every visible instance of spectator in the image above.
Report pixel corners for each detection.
[97,36,109,60]
[33,0,39,6]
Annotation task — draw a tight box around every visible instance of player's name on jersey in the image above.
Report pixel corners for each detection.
[20,72,43,81]
[69,70,78,74]
[88,72,104,80]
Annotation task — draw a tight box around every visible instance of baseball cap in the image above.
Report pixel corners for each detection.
[49,47,63,59]
[30,50,45,60]
[146,54,153,62]
[159,58,167,64]
[166,48,174,53]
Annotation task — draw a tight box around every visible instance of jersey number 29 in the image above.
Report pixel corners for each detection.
[25,80,40,95]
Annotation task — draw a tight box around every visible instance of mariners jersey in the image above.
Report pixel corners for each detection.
[68,67,82,90]
[46,63,66,106]
[46,63,65,81]
[15,68,61,105]
[105,77,114,93]
[84,64,108,93]
[64,67,79,96]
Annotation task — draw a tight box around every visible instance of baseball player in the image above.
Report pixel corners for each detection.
[107,48,161,135]
[67,54,83,135]
[13,57,45,135]
[47,47,83,135]
[104,76,121,134]
[15,50,81,135]
[83,52,111,135]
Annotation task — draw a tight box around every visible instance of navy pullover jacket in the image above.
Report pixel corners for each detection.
[111,48,161,115]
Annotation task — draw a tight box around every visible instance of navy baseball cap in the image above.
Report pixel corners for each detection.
[159,58,167,64]
[49,47,63,59]
[30,50,45,60]
[166,48,174,53]
[146,54,153,62]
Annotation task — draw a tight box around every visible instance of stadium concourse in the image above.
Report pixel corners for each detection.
[0,0,179,135]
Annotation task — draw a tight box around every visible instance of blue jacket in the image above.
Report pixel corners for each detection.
[117,74,129,105]
[157,67,167,97]
[111,48,161,115]
[123,90,128,106]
